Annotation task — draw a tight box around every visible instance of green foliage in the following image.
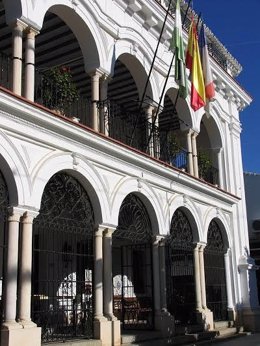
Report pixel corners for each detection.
[42,66,79,113]
[168,133,181,157]
[198,151,212,179]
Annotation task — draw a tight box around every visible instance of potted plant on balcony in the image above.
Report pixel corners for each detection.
[42,66,79,115]
[198,151,212,180]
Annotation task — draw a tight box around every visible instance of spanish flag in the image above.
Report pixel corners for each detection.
[186,19,206,111]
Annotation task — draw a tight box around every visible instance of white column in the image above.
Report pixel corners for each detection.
[18,211,38,327]
[24,28,38,101]
[192,132,199,178]
[159,239,167,312]
[145,105,155,157]
[94,227,106,321]
[199,245,207,309]
[153,236,162,315]
[224,249,234,310]
[216,147,224,189]
[3,209,23,328]
[103,228,115,320]
[90,70,102,132]
[193,244,202,311]
[12,20,26,95]
[100,76,109,135]
[186,129,194,175]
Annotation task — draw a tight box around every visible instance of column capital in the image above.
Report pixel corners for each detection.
[198,243,206,252]
[11,19,28,32]
[224,247,231,257]
[7,207,25,221]
[100,73,112,83]
[103,228,115,238]
[88,68,105,78]
[25,26,39,39]
[22,210,39,224]
[153,235,164,245]
[191,131,199,139]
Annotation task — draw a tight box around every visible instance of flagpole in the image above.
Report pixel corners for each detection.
[129,0,174,146]
[145,0,192,152]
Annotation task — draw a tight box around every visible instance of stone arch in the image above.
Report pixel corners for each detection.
[165,87,194,130]
[0,132,30,206]
[203,207,231,250]
[169,195,202,243]
[110,38,159,102]
[2,0,31,24]
[31,153,108,226]
[111,177,163,236]
[111,51,154,103]
[43,3,104,71]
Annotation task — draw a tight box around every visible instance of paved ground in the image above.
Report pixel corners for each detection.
[205,333,260,346]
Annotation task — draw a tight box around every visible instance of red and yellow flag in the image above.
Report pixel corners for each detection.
[186,19,206,111]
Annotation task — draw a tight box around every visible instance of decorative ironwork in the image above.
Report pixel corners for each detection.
[114,194,152,243]
[205,220,227,321]
[0,170,8,326]
[166,209,196,324]
[168,209,194,250]
[113,243,154,330]
[32,172,94,343]
[113,194,154,330]
[35,69,92,126]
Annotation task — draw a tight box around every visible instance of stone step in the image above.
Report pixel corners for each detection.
[47,340,102,346]
[214,321,230,330]
[216,327,237,337]
[122,331,217,346]
[121,330,162,344]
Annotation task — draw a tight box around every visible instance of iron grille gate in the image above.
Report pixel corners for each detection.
[0,170,8,325]
[205,220,228,321]
[118,243,154,330]
[32,172,94,343]
[166,209,196,325]
[165,247,196,325]
[112,193,154,330]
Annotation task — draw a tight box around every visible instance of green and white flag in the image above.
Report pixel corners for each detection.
[170,0,188,99]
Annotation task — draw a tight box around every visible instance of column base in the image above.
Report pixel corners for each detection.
[94,317,115,346]
[195,309,214,331]
[227,308,236,324]
[241,307,260,332]
[1,324,41,346]
[154,310,175,337]
[19,320,37,329]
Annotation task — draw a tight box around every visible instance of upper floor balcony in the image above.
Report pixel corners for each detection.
[0,0,247,194]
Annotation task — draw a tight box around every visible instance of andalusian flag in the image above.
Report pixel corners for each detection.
[170,0,188,99]
[199,24,215,100]
[186,19,206,111]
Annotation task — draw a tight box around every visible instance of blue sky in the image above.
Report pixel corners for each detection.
[193,1,260,173]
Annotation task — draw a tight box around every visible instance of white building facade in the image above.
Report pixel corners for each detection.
[0,0,258,345]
